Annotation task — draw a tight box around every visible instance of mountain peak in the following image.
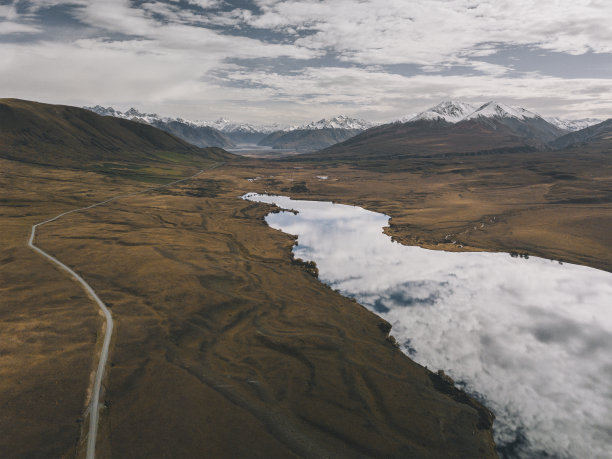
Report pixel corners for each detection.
[409,100,546,124]
[411,101,476,123]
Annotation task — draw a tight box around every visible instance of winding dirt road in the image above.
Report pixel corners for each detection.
[27,166,215,458]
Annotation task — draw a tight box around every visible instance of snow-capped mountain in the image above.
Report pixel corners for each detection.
[86,105,195,127]
[545,117,602,132]
[85,106,284,135]
[86,105,166,124]
[403,100,570,146]
[409,100,543,124]
[407,100,566,144]
[550,118,612,149]
[84,105,235,148]
[296,115,374,131]
[466,101,567,144]
[466,101,539,121]
[410,101,476,123]
[85,107,374,147]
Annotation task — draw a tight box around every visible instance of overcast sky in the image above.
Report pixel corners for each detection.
[1,0,611,123]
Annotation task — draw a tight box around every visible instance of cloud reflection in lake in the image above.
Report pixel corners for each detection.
[244,193,612,459]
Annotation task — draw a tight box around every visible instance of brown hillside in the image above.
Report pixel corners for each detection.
[0,98,233,167]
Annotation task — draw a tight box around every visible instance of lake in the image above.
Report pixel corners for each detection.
[243,193,612,459]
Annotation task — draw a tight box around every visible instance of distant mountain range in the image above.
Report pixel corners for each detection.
[85,106,236,148]
[4,98,610,169]
[85,102,605,155]
[84,106,373,152]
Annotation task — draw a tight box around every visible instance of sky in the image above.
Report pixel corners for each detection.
[1,0,612,123]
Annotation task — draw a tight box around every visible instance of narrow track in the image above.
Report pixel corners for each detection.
[28,165,218,458]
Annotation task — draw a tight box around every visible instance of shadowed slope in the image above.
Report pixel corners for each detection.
[259,128,363,152]
[302,119,539,161]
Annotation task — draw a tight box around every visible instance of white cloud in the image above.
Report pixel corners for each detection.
[25,0,89,11]
[62,0,318,59]
[0,21,41,34]
[0,3,18,20]
[185,0,223,9]
[246,0,612,66]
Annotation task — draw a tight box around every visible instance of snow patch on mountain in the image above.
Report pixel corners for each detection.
[296,115,374,131]
[198,117,290,134]
[396,113,417,123]
[410,101,476,123]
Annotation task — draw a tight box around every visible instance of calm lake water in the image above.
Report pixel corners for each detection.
[244,193,612,459]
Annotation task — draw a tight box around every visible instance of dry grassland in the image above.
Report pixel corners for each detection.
[3,146,610,457]
[1,158,496,458]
